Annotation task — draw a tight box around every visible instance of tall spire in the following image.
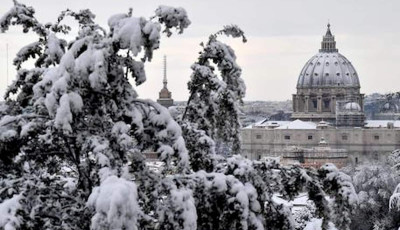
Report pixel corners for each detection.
[163,55,167,88]
[157,55,173,107]
[319,23,338,53]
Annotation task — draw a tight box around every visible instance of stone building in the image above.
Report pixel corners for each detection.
[157,55,174,108]
[241,24,400,166]
[292,24,363,123]
[279,137,349,168]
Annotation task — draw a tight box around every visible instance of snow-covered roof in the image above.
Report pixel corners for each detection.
[275,119,317,130]
[364,120,400,128]
[246,119,400,130]
[246,119,289,129]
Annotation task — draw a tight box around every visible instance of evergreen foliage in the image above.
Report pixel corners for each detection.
[0,1,358,229]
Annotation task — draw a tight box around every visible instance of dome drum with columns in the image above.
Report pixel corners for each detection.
[292,24,364,125]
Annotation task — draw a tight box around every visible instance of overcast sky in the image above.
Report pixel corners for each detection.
[1,0,400,101]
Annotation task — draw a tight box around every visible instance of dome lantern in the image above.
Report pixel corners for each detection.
[319,23,338,53]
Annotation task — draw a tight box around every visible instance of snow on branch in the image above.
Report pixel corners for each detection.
[183,25,246,157]
[13,42,42,70]
[154,6,191,37]
[0,0,46,36]
[131,99,189,171]
[87,175,141,230]
[318,163,358,230]
[390,183,400,211]
[157,186,197,230]
[213,24,247,43]
[0,194,22,230]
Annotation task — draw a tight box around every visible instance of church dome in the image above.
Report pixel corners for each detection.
[297,24,360,89]
[343,102,362,112]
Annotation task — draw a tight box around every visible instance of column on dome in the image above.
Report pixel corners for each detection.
[331,96,336,113]
[304,96,309,112]
[292,94,297,112]
[317,95,322,113]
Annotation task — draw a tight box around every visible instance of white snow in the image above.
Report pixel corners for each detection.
[154,5,191,35]
[304,219,337,230]
[364,120,400,128]
[0,195,22,230]
[170,188,197,230]
[109,16,160,56]
[68,92,83,113]
[88,50,108,90]
[275,119,317,130]
[20,122,34,137]
[55,94,73,132]
[0,129,17,141]
[87,175,141,230]
[46,33,65,64]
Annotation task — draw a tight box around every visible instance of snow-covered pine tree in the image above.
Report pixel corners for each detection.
[345,156,400,230]
[0,1,191,229]
[0,2,359,230]
[182,25,247,172]
[317,163,358,230]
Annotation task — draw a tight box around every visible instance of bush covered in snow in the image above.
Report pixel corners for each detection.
[342,151,400,230]
[0,1,359,229]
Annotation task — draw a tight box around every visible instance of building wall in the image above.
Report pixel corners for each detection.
[241,127,400,163]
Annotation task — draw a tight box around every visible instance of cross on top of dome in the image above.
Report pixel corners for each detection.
[319,23,338,53]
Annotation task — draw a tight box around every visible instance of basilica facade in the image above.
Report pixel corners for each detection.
[241,25,400,165]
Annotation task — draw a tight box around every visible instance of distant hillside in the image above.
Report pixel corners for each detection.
[174,93,393,127]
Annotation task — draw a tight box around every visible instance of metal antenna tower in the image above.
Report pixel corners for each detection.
[163,55,167,88]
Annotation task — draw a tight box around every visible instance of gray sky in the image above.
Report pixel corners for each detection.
[1,0,400,101]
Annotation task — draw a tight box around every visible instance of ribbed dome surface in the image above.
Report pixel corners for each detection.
[297,52,359,88]
[343,102,361,112]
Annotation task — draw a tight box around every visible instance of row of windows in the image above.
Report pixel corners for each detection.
[255,134,381,141]
[256,134,313,140]
[284,135,313,140]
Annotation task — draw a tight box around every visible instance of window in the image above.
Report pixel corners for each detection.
[312,100,317,108]
[324,100,330,108]
[374,135,379,140]
[256,134,262,139]
[342,135,348,141]
[308,135,313,140]
[284,135,290,140]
